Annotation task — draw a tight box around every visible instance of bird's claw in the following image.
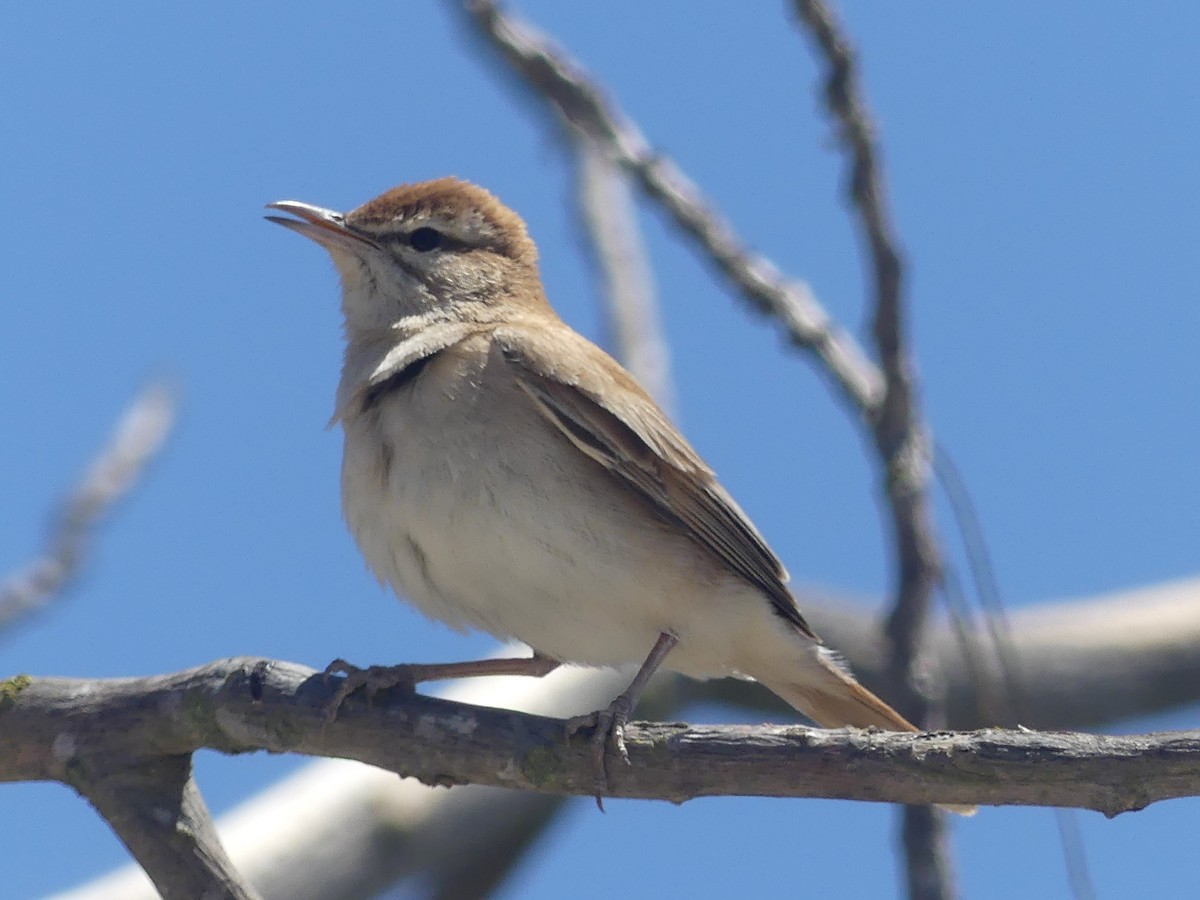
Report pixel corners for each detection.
[322,658,417,723]
[565,693,636,811]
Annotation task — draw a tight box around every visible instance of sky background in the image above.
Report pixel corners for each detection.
[2,3,1198,898]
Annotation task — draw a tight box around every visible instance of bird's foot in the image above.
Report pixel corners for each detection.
[565,691,637,811]
[322,658,418,723]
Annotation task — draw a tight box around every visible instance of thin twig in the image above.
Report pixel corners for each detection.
[574,133,676,413]
[0,382,177,633]
[932,444,1024,715]
[902,805,958,900]
[460,0,885,416]
[790,2,949,897]
[933,444,1096,899]
[791,0,942,711]
[1056,809,1099,900]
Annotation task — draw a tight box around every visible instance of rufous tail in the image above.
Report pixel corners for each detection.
[760,656,976,816]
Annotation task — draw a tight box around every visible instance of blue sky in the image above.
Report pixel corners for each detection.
[2,3,1198,897]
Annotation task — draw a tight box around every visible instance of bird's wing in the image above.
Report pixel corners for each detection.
[494,321,815,639]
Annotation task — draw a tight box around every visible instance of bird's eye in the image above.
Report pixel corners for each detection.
[408,227,443,252]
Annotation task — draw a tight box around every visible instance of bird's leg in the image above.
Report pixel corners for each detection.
[323,653,561,722]
[566,631,679,808]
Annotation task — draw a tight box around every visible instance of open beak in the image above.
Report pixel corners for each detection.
[265,200,381,254]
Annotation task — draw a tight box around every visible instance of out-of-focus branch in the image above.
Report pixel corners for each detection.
[0,382,176,633]
[460,0,885,416]
[791,2,950,896]
[694,576,1200,730]
[575,135,675,413]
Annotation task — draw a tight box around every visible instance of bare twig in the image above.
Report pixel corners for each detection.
[0,382,176,633]
[932,445,1025,720]
[1056,808,1099,900]
[790,0,941,711]
[575,134,676,413]
[460,0,885,416]
[791,2,949,894]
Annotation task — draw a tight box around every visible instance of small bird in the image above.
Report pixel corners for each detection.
[266,177,922,793]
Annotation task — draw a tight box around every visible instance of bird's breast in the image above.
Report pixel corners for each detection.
[337,336,725,667]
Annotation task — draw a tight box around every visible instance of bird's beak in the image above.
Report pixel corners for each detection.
[265,200,381,254]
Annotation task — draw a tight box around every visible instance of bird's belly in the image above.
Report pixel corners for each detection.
[341,381,712,669]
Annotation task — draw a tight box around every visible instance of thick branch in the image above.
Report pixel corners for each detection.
[82,759,257,900]
[53,664,643,900]
[4,658,1199,816]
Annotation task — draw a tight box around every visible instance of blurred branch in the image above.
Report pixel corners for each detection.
[0,382,176,633]
[575,134,676,413]
[695,576,1200,730]
[791,2,950,896]
[460,0,885,415]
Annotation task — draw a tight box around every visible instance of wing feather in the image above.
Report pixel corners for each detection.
[495,323,814,639]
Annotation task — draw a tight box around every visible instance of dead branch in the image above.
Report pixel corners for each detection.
[461,0,885,415]
[5,657,1198,815]
[42,575,1200,898]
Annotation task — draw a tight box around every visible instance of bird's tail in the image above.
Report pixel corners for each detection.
[758,651,976,816]
[768,669,919,732]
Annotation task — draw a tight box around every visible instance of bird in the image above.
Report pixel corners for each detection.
[265,176,933,801]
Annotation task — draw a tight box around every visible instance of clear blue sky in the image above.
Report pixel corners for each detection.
[3,3,1198,898]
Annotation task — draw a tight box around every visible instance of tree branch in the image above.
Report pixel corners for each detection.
[460,0,885,416]
[51,663,646,900]
[82,758,258,900]
[790,2,951,894]
[796,577,1200,730]
[790,0,942,700]
[45,577,1200,896]
[460,6,955,886]
[5,657,1199,818]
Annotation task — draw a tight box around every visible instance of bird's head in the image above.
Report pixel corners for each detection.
[267,177,546,333]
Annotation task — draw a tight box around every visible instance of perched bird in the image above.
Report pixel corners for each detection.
[266,177,922,791]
